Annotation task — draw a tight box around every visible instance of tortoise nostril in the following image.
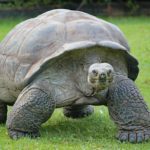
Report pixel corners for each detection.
[99,73,106,82]
[100,73,106,78]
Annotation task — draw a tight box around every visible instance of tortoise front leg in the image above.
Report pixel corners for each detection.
[6,86,55,139]
[0,101,7,124]
[107,75,150,143]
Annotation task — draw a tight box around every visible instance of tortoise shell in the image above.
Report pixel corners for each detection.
[0,9,138,88]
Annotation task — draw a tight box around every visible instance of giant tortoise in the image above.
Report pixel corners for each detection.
[0,9,149,143]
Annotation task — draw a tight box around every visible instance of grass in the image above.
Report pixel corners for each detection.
[0,16,150,150]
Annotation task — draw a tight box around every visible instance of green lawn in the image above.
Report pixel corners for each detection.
[0,16,150,150]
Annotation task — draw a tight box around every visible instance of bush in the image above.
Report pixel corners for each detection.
[0,0,140,9]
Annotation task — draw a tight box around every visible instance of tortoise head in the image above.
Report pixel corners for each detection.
[88,63,114,92]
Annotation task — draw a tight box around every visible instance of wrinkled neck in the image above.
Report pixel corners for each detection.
[74,53,101,96]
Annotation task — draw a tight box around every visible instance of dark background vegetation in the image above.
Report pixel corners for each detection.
[0,0,150,17]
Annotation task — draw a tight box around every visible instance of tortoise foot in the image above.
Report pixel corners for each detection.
[117,129,150,143]
[8,129,40,140]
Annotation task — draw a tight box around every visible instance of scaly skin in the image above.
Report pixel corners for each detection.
[107,75,150,143]
[6,85,55,139]
[0,101,7,124]
[63,105,94,118]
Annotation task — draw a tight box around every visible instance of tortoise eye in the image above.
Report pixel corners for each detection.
[107,69,112,76]
[92,70,98,76]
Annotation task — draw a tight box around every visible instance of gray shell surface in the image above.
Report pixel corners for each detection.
[0,9,138,88]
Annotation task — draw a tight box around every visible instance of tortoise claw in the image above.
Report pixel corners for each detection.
[8,129,40,140]
[117,129,150,143]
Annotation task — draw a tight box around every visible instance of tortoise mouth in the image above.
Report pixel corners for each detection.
[87,77,113,96]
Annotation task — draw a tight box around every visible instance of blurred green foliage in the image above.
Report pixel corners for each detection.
[0,0,140,9]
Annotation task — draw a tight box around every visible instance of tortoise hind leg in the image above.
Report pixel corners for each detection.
[0,101,7,124]
[6,86,55,139]
[107,75,150,143]
[63,105,94,119]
